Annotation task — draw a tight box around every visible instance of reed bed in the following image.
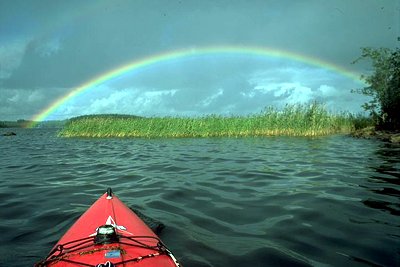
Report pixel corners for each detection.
[58,104,356,138]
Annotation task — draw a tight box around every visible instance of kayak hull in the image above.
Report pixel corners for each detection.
[36,189,179,267]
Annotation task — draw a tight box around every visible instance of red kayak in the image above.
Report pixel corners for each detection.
[35,188,181,267]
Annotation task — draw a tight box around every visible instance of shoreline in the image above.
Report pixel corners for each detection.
[57,110,355,138]
[350,126,400,143]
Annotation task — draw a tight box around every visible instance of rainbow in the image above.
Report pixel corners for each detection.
[27,45,363,127]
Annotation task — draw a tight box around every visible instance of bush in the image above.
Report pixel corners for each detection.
[353,47,400,130]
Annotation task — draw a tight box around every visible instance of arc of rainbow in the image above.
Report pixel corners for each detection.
[27,45,363,128]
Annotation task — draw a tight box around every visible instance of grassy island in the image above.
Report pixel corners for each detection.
[58,104,369,138]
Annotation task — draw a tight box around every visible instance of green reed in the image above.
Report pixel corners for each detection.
[58,103,356,138]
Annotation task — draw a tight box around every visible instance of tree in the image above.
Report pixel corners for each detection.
[353,47,400,130]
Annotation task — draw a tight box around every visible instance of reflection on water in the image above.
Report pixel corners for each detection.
[361,143,400,218]
[0,128,399,266]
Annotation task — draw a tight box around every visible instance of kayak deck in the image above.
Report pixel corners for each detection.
[35,188,180,267]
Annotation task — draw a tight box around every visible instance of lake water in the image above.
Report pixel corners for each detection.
[0,128,399,266]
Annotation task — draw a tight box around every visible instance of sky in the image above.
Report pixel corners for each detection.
[0,0,399,121]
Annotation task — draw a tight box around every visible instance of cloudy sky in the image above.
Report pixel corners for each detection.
[0,0,399,121]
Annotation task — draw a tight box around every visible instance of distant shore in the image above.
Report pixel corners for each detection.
[0,120,32,128]
[57,104,366,138]
[0,120,65,128]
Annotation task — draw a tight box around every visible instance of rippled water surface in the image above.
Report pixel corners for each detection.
[0,128,399,266]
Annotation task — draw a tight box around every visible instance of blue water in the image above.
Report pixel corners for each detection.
[0,128,399,266]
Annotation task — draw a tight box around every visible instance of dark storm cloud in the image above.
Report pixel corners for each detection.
[0,0,398,120]
[5,0,397,89]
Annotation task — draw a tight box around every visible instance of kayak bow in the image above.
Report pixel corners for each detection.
[36,188,181,267]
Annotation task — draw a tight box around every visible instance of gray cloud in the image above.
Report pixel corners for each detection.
[0,0,398,120]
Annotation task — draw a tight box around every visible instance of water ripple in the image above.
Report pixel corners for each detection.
[0,130,399,266]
